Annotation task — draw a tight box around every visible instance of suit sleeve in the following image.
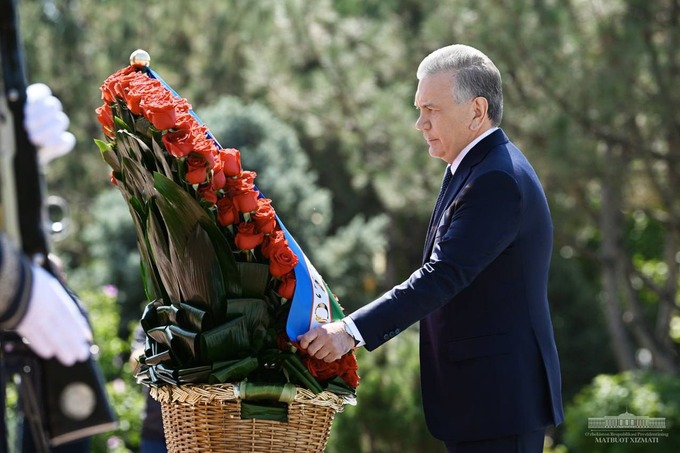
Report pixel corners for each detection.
[351,170,522,350]
[0,233,33,329]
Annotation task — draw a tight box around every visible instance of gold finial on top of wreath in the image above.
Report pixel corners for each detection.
[129,49,151,68]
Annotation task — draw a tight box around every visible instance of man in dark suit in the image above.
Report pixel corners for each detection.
[299,44,564,452]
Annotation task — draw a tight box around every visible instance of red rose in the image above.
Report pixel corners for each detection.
[211,168,226,191]
[342,371,360,388]
[240,170,257,185]
[162,129,195,158]
[113,72,145,103]
[270,244,298,278]
[125,77,158,115]
[141,89,177,130]
[100,66,135,103]
[222,175,242,197]
[174,112,199,134]
[185,167,207,185]
[96,104,114,138]
[197,185,217,206]
[234,189,260,214]
[235,222,264,251]
[216,196,238,226]
[100,80,115,104]
[276,272,296,300]
[296,346,359,387]
[192,137,217,167]
[174,97,192,115]
[261,230,286,259]
[185,153,209,184]
[219,148,242,177]
[190,121,209,139]
[302,355,339,381]
[253,198,277,234]
[339,353,360,387]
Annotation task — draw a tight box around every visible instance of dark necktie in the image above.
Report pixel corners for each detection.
[432,165,453,219]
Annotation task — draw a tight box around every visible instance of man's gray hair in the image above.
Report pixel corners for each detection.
[417,44,503,127]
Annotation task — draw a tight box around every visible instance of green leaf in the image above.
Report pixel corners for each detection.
[138,245,167,300]
[282,354,323,394]
[93,138,111,152]
[134,116,152,137]
[145,205,182,304]
[113,115,133,133]
[129,196,147,222]
[120,155,155,202]
[94,139,120,172]
[119,195,165,302]
[147,325,198,366]
[236,262,271,298]
[153,173,241,301]
[240,402,287,422]
[145,200,186,307]
[177,302,212,331]
[324,377,356,396]
[108,131,171,303]
[226,299,270,329]
[176,365,211,383]
[226,298,272,352]
[112,99,136,131]
[200,316,250,362]
[239,381,297,403]
[208,357,259,384]
[150,138,174,179]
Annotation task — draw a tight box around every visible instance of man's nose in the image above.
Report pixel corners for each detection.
[415,112,430,131]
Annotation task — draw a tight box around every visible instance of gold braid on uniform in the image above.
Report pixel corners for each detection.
[0,234,33,329]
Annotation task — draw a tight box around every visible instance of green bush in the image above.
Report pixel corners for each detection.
[563,371,680,452]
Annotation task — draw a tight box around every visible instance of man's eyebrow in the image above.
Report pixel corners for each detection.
[415,100,434,109]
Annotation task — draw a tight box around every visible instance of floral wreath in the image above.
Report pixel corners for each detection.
[95,54,358,402]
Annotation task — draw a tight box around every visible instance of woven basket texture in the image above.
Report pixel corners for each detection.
[150,384,345,453]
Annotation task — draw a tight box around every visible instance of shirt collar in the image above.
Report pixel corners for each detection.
[449,127,499,176]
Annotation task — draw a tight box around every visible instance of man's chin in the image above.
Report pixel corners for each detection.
[428,147,445,161]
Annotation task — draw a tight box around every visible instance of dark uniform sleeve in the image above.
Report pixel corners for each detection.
[0,233,33,329]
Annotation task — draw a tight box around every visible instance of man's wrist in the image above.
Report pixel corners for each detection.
[341,318,360,347]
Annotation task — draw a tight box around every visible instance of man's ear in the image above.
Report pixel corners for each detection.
[469,97,489,130]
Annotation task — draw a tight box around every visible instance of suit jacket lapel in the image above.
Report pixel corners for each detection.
[422,169,467,262]
[421,129,509,264]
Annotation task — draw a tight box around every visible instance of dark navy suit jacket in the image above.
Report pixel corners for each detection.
[350,129,564,442]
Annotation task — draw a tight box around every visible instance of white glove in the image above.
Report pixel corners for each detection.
[23,83,76,165]
[16,265,93,366]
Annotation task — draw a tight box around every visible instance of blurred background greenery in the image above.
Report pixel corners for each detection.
[8,0,680,451]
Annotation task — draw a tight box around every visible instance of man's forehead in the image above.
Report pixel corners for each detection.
[415,73,454,105]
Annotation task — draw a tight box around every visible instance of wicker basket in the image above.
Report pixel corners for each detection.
[150,383,346,452]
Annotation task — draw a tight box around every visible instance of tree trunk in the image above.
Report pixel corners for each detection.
[599,149,637,371]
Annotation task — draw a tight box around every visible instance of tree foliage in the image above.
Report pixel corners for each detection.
[564,371,680,452]
[467,0,680,373]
